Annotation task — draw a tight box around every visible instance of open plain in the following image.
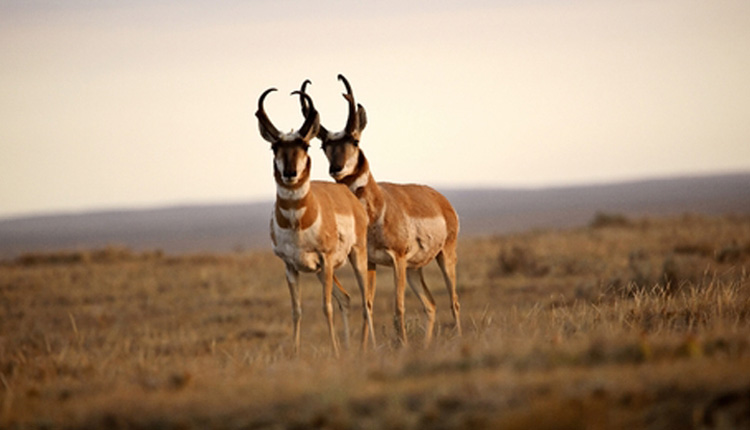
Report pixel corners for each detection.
[2,213,750,429]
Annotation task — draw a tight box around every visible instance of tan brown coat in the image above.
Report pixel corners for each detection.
[308,76,461,346]
[257,87,375,356]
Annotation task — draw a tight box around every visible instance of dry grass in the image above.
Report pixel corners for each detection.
[1,214,749,429]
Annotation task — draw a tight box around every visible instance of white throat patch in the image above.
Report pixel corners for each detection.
[277,179,310,200]
[349,171,369,192]
[280,206,307,225]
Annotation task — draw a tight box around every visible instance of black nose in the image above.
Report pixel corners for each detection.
[284,170,297,179]
[329,165,342,176]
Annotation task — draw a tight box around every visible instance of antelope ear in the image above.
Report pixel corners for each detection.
[257,116,280,143]
[357,103,367,132]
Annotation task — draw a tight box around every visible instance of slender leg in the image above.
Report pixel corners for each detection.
[368,262,378,344]
[332,275,351,350]
[407,268,437,347]
[317,261,340,357]
[285,264,302,355]
[366,262,378,350]
[391,255,409,346]
[368,262,378,307]
[436,247,462,336]
[350,247,376,351]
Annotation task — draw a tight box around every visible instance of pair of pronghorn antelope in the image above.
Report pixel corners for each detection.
[256,75,461,356]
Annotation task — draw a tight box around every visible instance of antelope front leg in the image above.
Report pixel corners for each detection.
[318,263,340,358]
[285,264,302,355]
[332,275,351,351]
[391,256,408,347]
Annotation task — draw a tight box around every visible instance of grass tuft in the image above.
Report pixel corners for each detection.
[1,214,749,429]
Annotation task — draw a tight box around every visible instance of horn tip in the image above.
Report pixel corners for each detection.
[258,87,278,108]
[291,90,315,108]
[260,87,278,97]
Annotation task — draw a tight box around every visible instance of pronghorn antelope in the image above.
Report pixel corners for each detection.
[256,87,375,356]
[299,76,462,347]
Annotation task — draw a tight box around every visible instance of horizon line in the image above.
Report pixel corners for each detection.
[2,170,748,223]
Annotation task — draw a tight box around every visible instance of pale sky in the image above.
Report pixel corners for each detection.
[2,0,749,219]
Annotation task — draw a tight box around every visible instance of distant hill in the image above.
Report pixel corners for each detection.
[1,173,748,259]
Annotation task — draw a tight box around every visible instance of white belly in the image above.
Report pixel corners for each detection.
[368,216,448,268]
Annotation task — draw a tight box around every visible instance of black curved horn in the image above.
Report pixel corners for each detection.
[338,75,359,135]
[338,74,354,97]
[256,88,280,142]
[291,90,319,140]
[298,79,312,116]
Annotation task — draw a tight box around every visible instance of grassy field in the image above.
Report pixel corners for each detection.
[2,213,749,429]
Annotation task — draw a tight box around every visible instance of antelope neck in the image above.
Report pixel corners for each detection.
[338,151,384,223]
[274,161,318,230]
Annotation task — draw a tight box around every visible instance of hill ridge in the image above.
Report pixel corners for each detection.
[2,173,748,258]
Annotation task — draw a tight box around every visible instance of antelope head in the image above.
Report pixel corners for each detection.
[257,88,320,186]
[299,75,367,180]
